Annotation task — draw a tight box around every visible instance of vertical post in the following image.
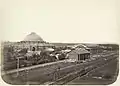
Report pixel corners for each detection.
[97,47,98,57]
[17,57,19,76]
[58,66,60,79]
[26,69,29,85]
[78,54,79,60]
[53,69,56,81]
[25,55,29,85]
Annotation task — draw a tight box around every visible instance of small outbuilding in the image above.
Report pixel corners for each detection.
[68,48,90,61]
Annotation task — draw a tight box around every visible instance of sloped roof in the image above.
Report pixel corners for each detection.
[45,48,54,52]
[73,44,88,48]
[23,32,44,41]
[69,48,90,54]
[83,44,99,48]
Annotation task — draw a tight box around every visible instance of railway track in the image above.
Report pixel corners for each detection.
[41,53,118,84]
[2,52,118,85]
[2,51,116,75]
[44,54,118,85]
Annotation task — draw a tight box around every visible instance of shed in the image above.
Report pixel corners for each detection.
[68,48,90,61]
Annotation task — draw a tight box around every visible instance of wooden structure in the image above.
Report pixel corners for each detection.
[68,48,90,61]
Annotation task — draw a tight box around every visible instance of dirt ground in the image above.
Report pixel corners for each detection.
[66,57,119,85]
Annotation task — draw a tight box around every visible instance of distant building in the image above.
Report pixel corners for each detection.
[68,48,90,61]
[74,44,102,54]
[83,44,102,54]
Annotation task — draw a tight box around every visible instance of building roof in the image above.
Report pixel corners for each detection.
[45,48,54,52]
[23,32,44,41]
[73,44,88,48]
[69,48,90,54]
[83,44,99,48]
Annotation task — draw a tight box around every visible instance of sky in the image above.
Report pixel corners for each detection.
[0,0,119,43]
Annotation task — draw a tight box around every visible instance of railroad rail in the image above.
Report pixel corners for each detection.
[2,52,118,78]
[43,54,118,85]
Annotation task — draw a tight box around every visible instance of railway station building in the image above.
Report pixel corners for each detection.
[74,44,102,54]
[68,48,90,61]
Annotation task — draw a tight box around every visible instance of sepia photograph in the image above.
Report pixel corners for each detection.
[1,32,119,85]
[0,0,119,85]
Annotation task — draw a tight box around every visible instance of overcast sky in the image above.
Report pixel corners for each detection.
[1,0,119,43]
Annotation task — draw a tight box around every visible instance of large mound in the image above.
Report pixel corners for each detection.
[24,32,44,41]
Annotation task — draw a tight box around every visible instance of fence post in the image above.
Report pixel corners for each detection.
[53,70,56,81]
[25,60,30,85]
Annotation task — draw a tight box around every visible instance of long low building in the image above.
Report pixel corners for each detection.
[68,48,90,61]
